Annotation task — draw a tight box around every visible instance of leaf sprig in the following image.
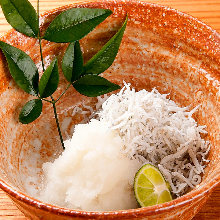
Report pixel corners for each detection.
[0,0,127,149]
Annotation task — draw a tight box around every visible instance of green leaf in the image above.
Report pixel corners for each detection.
[43,8,112,43]
[62,41,83,82]
[83,16,127,75]
[0,0,38,37]
[19,99,43,124]
[73,75,120,97]
[39,58,59,98]
[0,41,38,96]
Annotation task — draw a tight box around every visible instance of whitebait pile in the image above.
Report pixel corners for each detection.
[99,83,210,196]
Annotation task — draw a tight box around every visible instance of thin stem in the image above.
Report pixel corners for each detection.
[51,97,65,150]
[37,0,64,150]
[55,83,72,103]
[37,0,45,72]
[39,38,45,72]
[41,98,53,103]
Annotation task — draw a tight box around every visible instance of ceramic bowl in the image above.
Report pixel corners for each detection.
[0,0,219,219]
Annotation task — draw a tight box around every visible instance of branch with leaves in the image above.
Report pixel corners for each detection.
[0,0,127,149]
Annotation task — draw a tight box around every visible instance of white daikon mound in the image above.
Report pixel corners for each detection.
[39,119,141,211]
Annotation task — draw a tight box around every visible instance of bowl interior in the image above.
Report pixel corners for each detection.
[0,0,219,213]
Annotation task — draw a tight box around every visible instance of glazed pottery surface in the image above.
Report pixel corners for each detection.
[0,0,219,219]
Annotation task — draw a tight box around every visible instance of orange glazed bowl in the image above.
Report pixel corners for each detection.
[0,0,219,219]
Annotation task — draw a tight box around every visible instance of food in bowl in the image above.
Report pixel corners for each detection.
[30,83,209,211]
[0,0,219,219]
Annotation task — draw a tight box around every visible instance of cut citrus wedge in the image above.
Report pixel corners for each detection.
[134,164,172,207]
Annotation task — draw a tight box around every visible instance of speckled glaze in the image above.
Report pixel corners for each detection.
[0,0,219,219]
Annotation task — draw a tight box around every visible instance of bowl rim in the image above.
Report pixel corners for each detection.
[0,178,219,218]
[0,0,219,218]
